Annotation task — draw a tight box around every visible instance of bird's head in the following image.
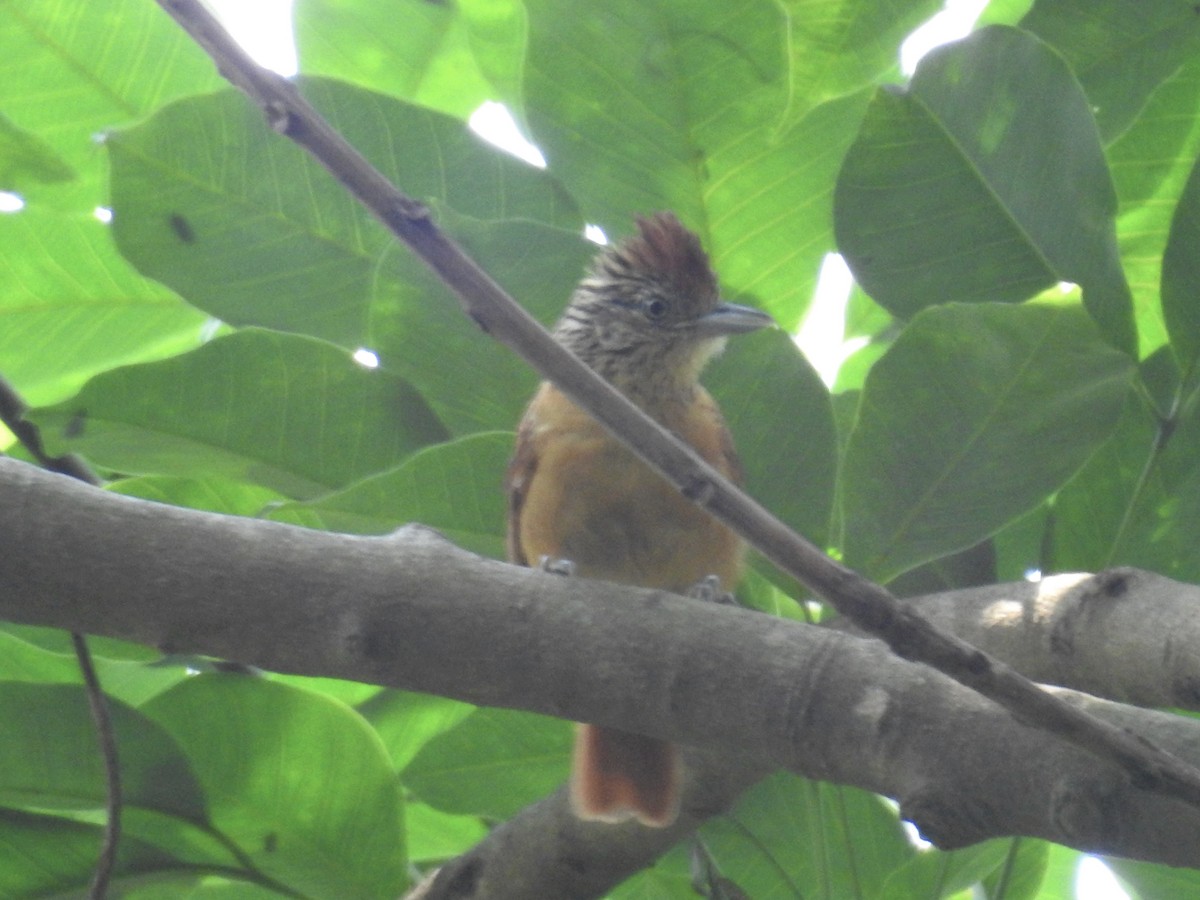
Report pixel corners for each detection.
[554,212,773,402]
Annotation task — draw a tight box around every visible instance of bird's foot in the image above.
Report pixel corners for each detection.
[686,574,738,605]
[537,555,575,578]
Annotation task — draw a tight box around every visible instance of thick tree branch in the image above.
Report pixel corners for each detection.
[412,752,771,900]
[895,572,1200,709]
[5,456,1200,886]
[151,0,1200,814]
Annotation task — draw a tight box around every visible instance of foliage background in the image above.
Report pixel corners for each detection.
[2,0,1200,896]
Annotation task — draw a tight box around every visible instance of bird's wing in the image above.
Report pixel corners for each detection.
[505,405,539,567]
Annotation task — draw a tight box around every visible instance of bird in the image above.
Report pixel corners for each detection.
[505,212,773,827]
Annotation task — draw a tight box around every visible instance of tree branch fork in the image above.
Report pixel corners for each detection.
[4,456,1200,872]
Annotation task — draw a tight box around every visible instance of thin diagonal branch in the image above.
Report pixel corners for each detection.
[156,0,1200,820]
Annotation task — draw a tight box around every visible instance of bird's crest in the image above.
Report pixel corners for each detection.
[620,212,718,305]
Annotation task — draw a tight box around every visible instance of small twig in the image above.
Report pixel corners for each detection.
[156,0,1200,813]
[0,376,121,898]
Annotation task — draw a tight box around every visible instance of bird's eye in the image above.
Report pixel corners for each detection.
[644,298,668,320]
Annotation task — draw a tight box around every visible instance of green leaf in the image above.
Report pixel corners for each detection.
[367,216,593,434]
[841,303,1133,582]
[110,475,289,518]
[0,683,235,871]
[0,0,222,205]
[888,539,998,597]
[107,78,580,347]
[143,674,407,899]
[709,89,873,331]
[267,674,381,708]
[700,774,913,899]
[403,707,571,820]
[524,0,782,229]
[980,839,1050,900]
[1110,59,1200,358]
[359,690,477,772]
[1020,0,1200,143]
[404,801,488,864]
[0,809,179,898]
[1106,856,1200,899]
[0,630,93,683]
[1049,391,1158,574]
[523,0,869,328]
[777,0,942,126]
[0,624,158,663]
[270,431,511,558]
[294,0,525,120]
[611,851,696,900]
[709,328,838,550]
[0,682,203,817]
[1032,844,1089,899]
[1162,151,1200,371]
[1051,367,1200,582]
[0,207,206,407]
[0,111,74,189]
[835,26,1134,354]
[116,874,286,898]
[0,629,184,707]
[29,329,447,498]
[875,841,1011,899]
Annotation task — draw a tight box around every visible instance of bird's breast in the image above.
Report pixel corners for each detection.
[516,387,744,592]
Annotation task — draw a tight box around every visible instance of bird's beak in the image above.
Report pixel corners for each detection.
[693,301,775,338]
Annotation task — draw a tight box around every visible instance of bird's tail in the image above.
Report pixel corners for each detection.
[570,723,681,827]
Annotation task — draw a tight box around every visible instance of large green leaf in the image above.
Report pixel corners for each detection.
[366,215,593,435]
[107,78,580,347]
[0,0,221,202]
[708,89,872,331]
[523,0,782,230]
[841,303,1133,582]
[1020,0,1200,143]
[403,707,571,820]
[29,329,447,497]
[109,475,289,518]
[1109,59,1200,358]
[699,774,913,899]
[0,0,213,408]
[0,207,206,406]
[0,111,73,190]
[709,328,838,550]
[835,26,1134,354]
[1051,374,1200,583]
[0,682,241,872]
[1107,856,1200,899]
[876,840,1019,900]
[523,0,868,329]
[404,802,489,865]
[0,809,180,899]
[1162,151,1200,371]
[358,690,476,772]
[143,675,407,899]
[610,852,694,900]
[980,839,1051,900]
[270,431,512,558]
[777,0,942,127]
[0,629,185,707]
[293,0,525,119]
[0,683,204,818]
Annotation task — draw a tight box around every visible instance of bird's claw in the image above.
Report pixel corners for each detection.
[687,574,738,605]
[538,555,575,577]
